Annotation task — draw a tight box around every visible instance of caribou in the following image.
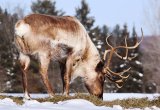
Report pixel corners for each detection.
[14,14,143,99]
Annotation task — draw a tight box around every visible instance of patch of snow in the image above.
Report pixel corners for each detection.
[120,64,125,68]
[113,105,123,110]
[92,38,96,41]
[131,53,138,57]
[58,99,110,110]
[103,93,160,101]
[6,81,11,85]
[0,98,17,106]
[96,45,101,49]
[0,98,116,110]
[135,60,142,65]
[97,41,103,45]
[0,93,160,110]
[138,72,143,77]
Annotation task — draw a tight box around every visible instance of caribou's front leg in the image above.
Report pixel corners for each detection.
[59,62,66,95]
[63,56,73,97]
[19,53,31,100]
[39,53,55,98]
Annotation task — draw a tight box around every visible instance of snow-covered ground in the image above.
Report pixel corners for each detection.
[0,93,160,110]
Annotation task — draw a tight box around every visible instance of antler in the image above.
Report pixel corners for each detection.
[103,28,143,88]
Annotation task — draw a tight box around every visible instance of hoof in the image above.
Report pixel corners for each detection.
[23,96,32,100]
[63,92,69,97]
[49,94,55,98]
[23,93,31,100]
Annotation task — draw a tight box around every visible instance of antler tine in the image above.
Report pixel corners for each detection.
[107,67,131,88]
[105,68,130,88]
[105,33,112,48]
[122,33,139,61]
[116,83,123,88]
[103,50,111,60]
[126,28,142,60]
[104,34,131,76]
[105,33,129,60]
[103,47,131,79]
[115,28,143,50]
[116,28,144,60]
[107,67,131,78]
[113,34,129,60]
[103,34,113,60]
[105,28,144,60]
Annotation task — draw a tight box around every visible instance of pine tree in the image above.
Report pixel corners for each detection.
[98,25,109,57]
[75,0,95,32]
[0,8,20,92]
[31,0,64,16]
[113,24,121,38]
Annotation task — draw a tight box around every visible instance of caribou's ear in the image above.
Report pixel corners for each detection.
[95,61,104,72]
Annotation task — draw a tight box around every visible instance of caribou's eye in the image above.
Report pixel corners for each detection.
[76,58,80,62]
[73,63,76,66]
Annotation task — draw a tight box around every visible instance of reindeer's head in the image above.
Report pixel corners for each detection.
[86,29,143,99]
[84,61,105,99]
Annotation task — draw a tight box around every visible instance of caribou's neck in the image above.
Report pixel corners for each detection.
[84,35,101,67]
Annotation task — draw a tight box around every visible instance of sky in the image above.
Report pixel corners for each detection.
[0,0,151,35]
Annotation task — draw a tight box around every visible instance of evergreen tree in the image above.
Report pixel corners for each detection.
[31,0,64,16]
[113,24,121,39]
[98,25,109,57]
[75,0,95,32]
[132,26,137,37]
[0,8,20,92]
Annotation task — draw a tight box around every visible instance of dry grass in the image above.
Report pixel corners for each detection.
[0,95,23,105]
[0,94,160,109]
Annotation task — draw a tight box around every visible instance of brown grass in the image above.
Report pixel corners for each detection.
[0,94,159,109]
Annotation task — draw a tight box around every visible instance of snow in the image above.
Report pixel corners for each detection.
[96,45,101,49]
[0,98,113,110]
[103,93,160,101]
[119,63,126,68]
[135,60,142,65]
[0,93,159,110]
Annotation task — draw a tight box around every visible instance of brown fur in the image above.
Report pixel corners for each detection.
[15,14,104,99]
[15,36,30,54]
[23,14,80,38]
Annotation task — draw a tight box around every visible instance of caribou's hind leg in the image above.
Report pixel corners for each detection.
[39,53,55,98]
[19,53,31,100]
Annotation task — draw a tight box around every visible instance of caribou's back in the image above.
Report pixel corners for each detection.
[21,14,81,37]
[15,14,90,59]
